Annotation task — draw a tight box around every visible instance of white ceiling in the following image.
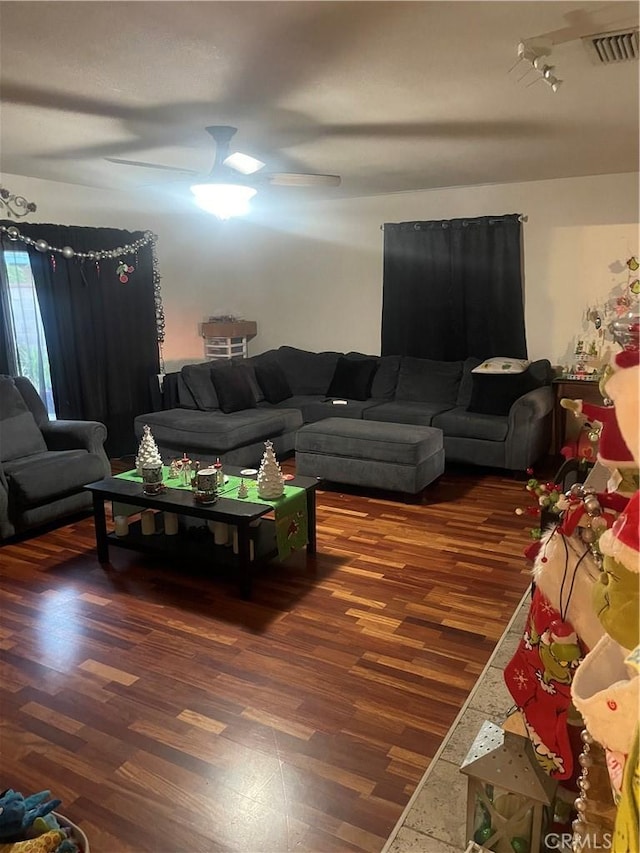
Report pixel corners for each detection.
[1,1,638,201]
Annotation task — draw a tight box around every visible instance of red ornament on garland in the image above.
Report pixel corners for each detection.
[116,259,134,284]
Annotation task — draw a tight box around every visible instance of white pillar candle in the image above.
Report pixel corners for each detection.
[114,516,129,537]
[141,510,156,535]
[212,521,229,545]
[164,512,179,535]
[231,528,254,560]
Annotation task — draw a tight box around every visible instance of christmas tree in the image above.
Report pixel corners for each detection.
[135,424,162,474]
[257,440,284,499]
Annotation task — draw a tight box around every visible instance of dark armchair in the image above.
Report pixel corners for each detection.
[0,375,111,540]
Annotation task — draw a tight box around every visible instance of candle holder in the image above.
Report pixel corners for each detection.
[194,467,218,505]
[142,464,164,496]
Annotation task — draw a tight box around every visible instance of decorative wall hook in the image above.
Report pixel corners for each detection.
[0,187,37,219]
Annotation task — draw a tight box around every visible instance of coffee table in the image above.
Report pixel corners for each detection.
[84,466,318,598]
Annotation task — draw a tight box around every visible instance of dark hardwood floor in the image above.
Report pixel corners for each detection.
[0,458,552,852]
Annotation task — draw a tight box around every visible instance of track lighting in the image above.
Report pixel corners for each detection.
[511,41,562,92]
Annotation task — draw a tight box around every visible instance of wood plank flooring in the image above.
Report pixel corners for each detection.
[0,460,548,852]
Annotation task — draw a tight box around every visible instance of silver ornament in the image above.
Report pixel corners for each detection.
[574,796,587,812]
[581,527,596,543]
[579,753,593,768]
[35,239,49,252]
[61,246,75,259]
[578,777,591,792]
[584,495,601,516]
[86,251,95,259]
[580,729,593,744]
[6,225,20,240]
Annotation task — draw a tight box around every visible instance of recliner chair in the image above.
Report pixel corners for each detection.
[0,375,111,540]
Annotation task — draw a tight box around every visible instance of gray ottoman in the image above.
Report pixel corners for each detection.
[295,417,444,494]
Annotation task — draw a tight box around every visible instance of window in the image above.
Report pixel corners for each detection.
[1,249,56,418]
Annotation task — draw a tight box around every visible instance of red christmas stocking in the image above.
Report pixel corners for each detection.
[504,588,585,781]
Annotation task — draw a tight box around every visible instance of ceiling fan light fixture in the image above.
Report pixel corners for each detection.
[223,151,266,175]
[190,182,257,219]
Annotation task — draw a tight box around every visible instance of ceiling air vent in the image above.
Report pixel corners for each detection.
[583,28,639,64]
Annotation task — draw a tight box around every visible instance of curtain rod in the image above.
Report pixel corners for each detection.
[380,214,528,230]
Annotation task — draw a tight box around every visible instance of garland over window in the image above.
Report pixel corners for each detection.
[0,223,165,359]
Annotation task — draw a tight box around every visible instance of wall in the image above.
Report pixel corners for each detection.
[2,171,637,371]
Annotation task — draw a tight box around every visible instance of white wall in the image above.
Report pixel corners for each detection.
[3,171,637,371]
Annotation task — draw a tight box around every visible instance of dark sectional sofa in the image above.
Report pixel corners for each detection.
[134,346,554,474]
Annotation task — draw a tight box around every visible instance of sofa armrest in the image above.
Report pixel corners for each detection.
[508,386,554,423]
[40,420,111,477]
[505,386,554,471]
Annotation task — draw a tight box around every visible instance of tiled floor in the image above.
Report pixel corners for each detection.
[382,593,530,853]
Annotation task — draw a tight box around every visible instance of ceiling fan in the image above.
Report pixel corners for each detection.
[107,125,341,218]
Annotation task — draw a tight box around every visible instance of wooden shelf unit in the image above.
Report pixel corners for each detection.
[199,320,257,361]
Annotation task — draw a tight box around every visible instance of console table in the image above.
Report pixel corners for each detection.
[551,377,603,455]
[84,466,318,598]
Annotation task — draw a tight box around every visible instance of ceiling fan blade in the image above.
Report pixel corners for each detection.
[223,151,266,175]
[105,157,199,175]
[263,173,341,187]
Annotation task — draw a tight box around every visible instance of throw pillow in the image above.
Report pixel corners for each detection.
[210,365,257,413]
[180,363,219,410]
[255,362,292,404]
[471,357,531,374]
[326,356,377,401]
[395,357,463,404]
[467,369,537,416]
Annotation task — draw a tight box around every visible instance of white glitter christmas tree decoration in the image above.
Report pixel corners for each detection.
[256,440,284,499]
[135,424,162,475]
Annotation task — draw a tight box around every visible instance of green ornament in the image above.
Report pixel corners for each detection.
[511,837,530,853]
[474,825,493,845]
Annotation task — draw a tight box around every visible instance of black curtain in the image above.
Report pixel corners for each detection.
[1,222,160,457]
[381,214,527,360]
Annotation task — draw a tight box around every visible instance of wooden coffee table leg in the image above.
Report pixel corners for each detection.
[306,489,317,554]
[92,493,109,564]
[237,520,252,599]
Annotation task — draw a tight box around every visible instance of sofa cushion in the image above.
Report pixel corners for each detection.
[210,364,257,413]
[363,401,454,426]
[255,361,292,404]
[0,376,48,462]
[275,346,340,395]
[432,407,509,442]
[326,356,377,401]
[135,409,296,453]
[346,353,401,400]
[271,397,381,423]
[395,358,463,404]
[180,363,219,411]
[456,357,483,407]
[237,362,264,403]
[4,449,106,508]
[467,369,538,416]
